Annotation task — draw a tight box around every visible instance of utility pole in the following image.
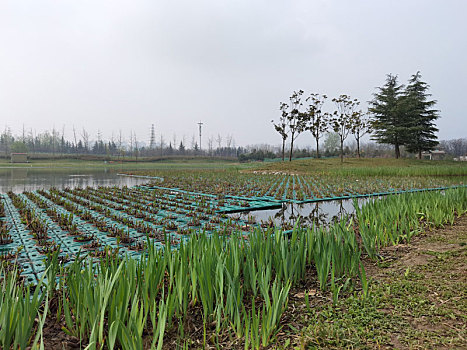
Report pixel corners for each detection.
[197,121,203,151]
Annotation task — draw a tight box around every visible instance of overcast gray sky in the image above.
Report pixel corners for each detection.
[1,0,465,148]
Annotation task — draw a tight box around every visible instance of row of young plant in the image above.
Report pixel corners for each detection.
[1,187,466,349]
[90,186,260,228]
[1,186,262,276]
[55,187,255,237]
[1,219,362,350]
[36,189,176,250]
[8,192,50,245]
[133,169,464,201]
[67,187,241,229]
[0,199,13,245]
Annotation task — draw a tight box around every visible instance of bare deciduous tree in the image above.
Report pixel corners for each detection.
[216,134,222,149]
[172,134,177,151]
[226,135,233,149]
[440,138,467,157]
[190,135,196,150]
[352,110,372,158]
[208,136,214,156]
[331,95,359,163]
[272,104,289,161]
[160,134,165,156]
[133,131,139,161]
[305,93,329,159]
[285,90,307,161]
[129,130,134,156]
[118,130,124,159]
[72,126,78,151]
[81,128,90,152]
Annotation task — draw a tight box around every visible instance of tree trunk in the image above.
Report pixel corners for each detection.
[340,138,344,163]
[357,138,361,158]
[282,138,285,161]
[289,132,295,161]
[316,137,320,159]
[395,144,400,159]
[418,150,422,159]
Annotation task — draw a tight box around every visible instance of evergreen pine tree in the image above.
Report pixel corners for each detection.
[402,71,439,158]
[369,74,409,158]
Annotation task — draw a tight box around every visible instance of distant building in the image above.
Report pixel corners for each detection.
[454,155,467,161]
[10,153,28,163]
[420,150,446,160]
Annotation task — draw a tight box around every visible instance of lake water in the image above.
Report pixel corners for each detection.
[1,167,371,226]
[229,198,369,228]
[0,167,151,193]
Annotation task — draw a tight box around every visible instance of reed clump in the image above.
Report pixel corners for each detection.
[1,187,466,349]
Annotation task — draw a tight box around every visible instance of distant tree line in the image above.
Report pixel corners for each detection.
[272,72,441,161]
[242,136,467,162]
[0,127,242,160]
[0,72,452,162]
[439,138,467,158]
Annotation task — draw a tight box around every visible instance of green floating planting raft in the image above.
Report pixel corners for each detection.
[138,184,283,213]
[1,186,273,282]
[138,171,467,203]
[2,169,466,283]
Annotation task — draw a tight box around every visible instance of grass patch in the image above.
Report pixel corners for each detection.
[3,157,466,177]
[258,158,467,177]
[290,215,467,349]
[0,157,247,171]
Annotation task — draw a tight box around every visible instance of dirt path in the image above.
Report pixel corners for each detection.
[293,215,467,349]
[368,215,467,349]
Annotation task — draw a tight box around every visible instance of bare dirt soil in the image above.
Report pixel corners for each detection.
[288,215,466,349]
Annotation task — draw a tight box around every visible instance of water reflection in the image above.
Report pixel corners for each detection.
[0,168,150,193]
[230,199,368,229]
